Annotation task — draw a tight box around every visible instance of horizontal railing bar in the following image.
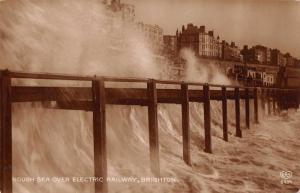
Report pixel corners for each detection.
[3,70,300,90]
[155,80,184,85]
[155,80,298,90]
[103,76,150,83]
[8,71,96,81]
[43,101,93,111]
[11,86,92,102]
[11,87,254,106]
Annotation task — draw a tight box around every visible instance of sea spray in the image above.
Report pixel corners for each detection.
[0,0,162,79]
[180,48,231,85]
[1,1,298,193]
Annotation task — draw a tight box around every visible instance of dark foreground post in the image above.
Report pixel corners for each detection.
[147,80,160,175]
[0,71,2,193]
[272,89,276,115]
[1,70,12,193]
[254,88,259,124]
[260,88,265,115]
[92,79,108,193]
[203,84,212,153]
[267,89,271,115]
[283,89,288,110]
[235,88,242,138]
[277,88,283,113]
[181,83,191,165]
[222,87,228,142]
[297,90,300,109]
[245,88,250,129]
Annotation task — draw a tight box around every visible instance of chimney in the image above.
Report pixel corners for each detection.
[208,30,214,37]
[199,25,205,33]
[187,23,193,28]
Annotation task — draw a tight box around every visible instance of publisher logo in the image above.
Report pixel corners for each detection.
[280,171,293,185]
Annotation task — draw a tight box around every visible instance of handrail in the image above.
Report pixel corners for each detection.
[0,69,299,193]
[8,70,96,81]
[3,70,300,90]
[103,76,150,83]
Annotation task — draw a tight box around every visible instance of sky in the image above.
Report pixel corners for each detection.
[124,0,300,58]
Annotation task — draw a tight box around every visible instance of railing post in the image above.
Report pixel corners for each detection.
[245,88,250,129]
[272,89,276,115]
[254,88,259,124]
[298,89,300,109]
[267,89,271,115]
[203,84,212,153]
[92,79,108,193]
[297,89,300,109]
[147,80,160,175]
[292,90,297,109]
[235,88,242,138]
[277,89,281,111]
[288,89,290,110]
[222,86,228,142]
[181,83,191,165]
[284,89,288,110]
[278,89,282,111]
[282,89,284,110]
[0,71,2,193]
[293,90,297,109]
[0,70,12,193]
[260,88,265,115]
[278,89,285,111]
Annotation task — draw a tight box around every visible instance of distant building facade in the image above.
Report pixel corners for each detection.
[136,22,163,53]
[241,45,271,65]
[295,59,300,67]
[109,0,135,22]
[284,53,296,67]
[163,35,177,57]
[199,26,221,58]
[177,24,221,59]
[222,41,241,62]
[271,49,286,66]
[254,46,266,64]
[262,72,275,86]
